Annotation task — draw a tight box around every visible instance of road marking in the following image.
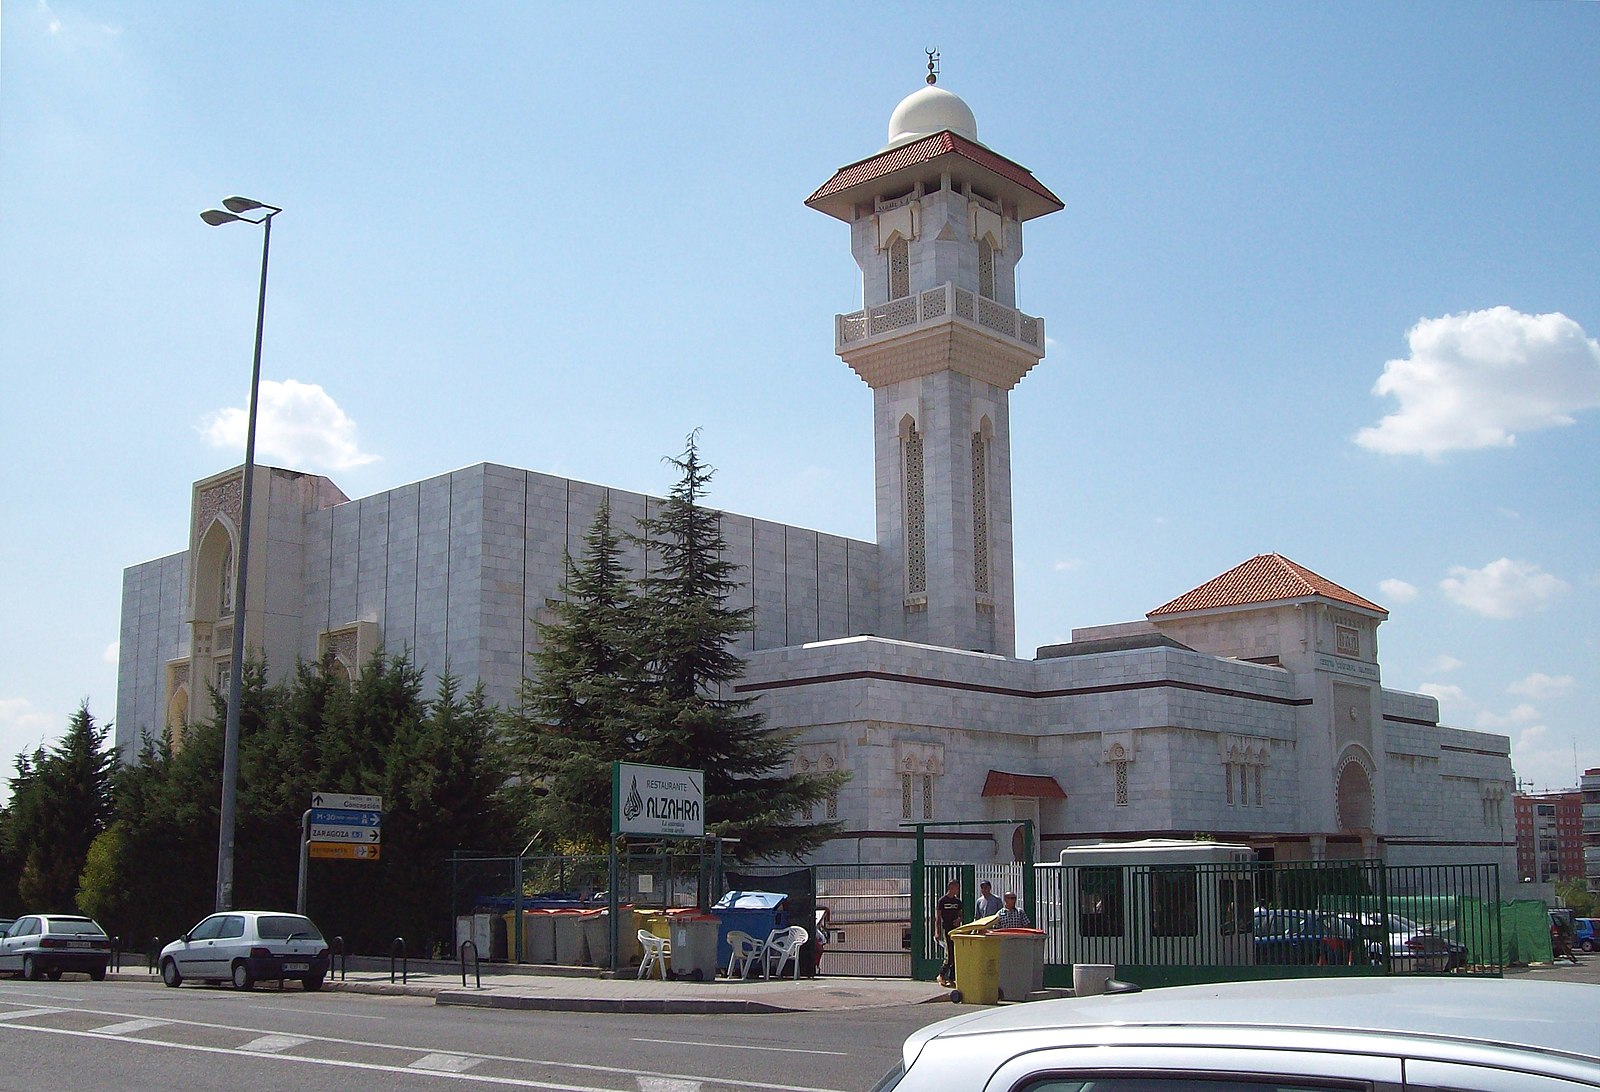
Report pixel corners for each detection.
[92,1017,171,1035]
[0,1003,853,1092]
[242,1033,313,1052]
[632,1038,849,1057]
[412,1052,484,1073]
[639,1079,701,1092]
[253,1002,387,1020]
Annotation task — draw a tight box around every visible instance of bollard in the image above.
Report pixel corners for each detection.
[459,939,481,989]
[390,937,408,984]
[148,937,162,974]
[331,936,347,981]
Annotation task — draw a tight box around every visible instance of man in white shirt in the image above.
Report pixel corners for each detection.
[975,880,1002,918]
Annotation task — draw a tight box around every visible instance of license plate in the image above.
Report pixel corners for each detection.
[283,962,309,971]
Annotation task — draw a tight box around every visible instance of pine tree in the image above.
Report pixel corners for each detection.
[4,703,116,911]
[632,433,844,859]
[505,500,645,851]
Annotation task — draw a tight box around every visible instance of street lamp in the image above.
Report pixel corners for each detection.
[201,195,282,912]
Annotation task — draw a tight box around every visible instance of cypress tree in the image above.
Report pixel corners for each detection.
[632,433,844,860]
[506,500,645,851]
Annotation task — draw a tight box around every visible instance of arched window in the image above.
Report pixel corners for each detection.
[219,541,235,616]
[888,236,910,300]
[971,426,991,594]
[978,237,995,299]
[902,418,926,595]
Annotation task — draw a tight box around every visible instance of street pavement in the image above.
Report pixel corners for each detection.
[104,948,1600,1015]
[110,955,950,1014]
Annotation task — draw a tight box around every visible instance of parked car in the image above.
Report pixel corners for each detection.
[1383,913,1467,972]
[0,914,111,981]
[873,978,1600,1092]
[1576,917,1600,952]
[159,910,329,991]
[1252,908,1367,965]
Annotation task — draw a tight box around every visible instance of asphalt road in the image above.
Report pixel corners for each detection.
[0,975,953,1092]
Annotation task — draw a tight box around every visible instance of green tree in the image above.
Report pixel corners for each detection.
[506,500,645,851]
[632,434,844,859]
[5,704,115,911]
[1556,877,1596,917]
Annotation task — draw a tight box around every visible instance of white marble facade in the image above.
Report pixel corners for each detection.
[116,76,1516,876]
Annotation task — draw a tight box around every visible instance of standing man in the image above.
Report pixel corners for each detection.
[935,879,964,988]
[975,880,1002,918]
[994,890,1032,929]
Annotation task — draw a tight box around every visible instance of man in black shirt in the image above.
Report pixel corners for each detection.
[935,879,964,987]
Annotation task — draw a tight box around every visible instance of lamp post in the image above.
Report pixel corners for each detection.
[200,195,282,912]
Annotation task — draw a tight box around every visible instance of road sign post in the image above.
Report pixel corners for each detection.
[299,793,383,916]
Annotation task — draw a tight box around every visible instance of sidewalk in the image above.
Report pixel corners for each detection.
[114,957,950,1014]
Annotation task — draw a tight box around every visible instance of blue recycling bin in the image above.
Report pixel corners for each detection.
[712,891,789,973]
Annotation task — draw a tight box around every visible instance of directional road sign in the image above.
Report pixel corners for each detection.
[310,792,381,811]
[309,824,383,843]
[309,843,381,860]
[311,807,381,827]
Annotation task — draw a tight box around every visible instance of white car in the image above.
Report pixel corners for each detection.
[159,910,329,991]
[877,978,1600,1092]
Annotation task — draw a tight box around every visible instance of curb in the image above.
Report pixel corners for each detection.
[434,990,794,1014]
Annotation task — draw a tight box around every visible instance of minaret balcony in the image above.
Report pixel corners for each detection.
[836,282,1044,357]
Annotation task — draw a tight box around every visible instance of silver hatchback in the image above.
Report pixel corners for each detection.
[879,978,1600,1091]
[159,910,330,991]
[0,914,111,981]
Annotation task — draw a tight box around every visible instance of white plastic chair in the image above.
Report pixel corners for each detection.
[637,929,671,980]
[762,925,808,980]
[725,930,763,979]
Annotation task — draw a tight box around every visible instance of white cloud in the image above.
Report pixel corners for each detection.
[1417,682,1465,708]
[0,697,55,757]
[1439,558,1569,619]
[1508,672,1575,700]
[1053,559,1082,572]
[1355,307,1600,457]
[1476,703,1540,730]
[200,379,378,472]
[102,640,119,665]
[1378,578,1417,603]
[1430,654,1464,673]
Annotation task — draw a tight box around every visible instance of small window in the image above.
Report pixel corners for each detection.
[1114,759,1129,807]
[888,236,910,300]
[1151,866,1199,937]
[1078,867,1124,937]
[978,237,995,299]
[218,915,247,939]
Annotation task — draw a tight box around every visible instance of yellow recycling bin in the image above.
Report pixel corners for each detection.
[948,920,1001,1005]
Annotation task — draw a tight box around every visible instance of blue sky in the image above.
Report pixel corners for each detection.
[3,1,1597,798]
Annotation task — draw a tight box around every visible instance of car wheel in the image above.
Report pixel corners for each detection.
[302,974,324,992]
[89,964,106,982]
[231,961,254,990]
[22,955,40,981]
[1583,940,1595,953]
[46,969,63,981]
[949,988,963,1003]
[160,958,182,988]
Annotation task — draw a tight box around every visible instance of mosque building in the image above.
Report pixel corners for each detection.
[116,71,1516,876]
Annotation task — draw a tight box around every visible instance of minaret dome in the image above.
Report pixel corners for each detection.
[884,84,980,150]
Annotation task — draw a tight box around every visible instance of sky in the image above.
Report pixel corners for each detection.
[2,1,1597,801]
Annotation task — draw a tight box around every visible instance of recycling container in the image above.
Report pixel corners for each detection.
[669,913,721,981]
[521,911,556,964]
[581,909,611,966]
[552,910,587,964]
[991,927,1046,1001]
[711,891,789,971]
[949,921,1000,1005]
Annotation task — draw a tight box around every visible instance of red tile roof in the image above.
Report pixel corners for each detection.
[1148,554,1387,618]
[806,131,1064,221]
[981,770,1068,800]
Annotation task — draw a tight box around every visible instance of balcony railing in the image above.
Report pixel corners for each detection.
[836,282,1044,353]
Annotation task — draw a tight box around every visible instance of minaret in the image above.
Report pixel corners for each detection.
[806,64,1062,656]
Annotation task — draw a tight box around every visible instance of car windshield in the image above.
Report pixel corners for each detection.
[257,915,322,941]
[49,918,106,936]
